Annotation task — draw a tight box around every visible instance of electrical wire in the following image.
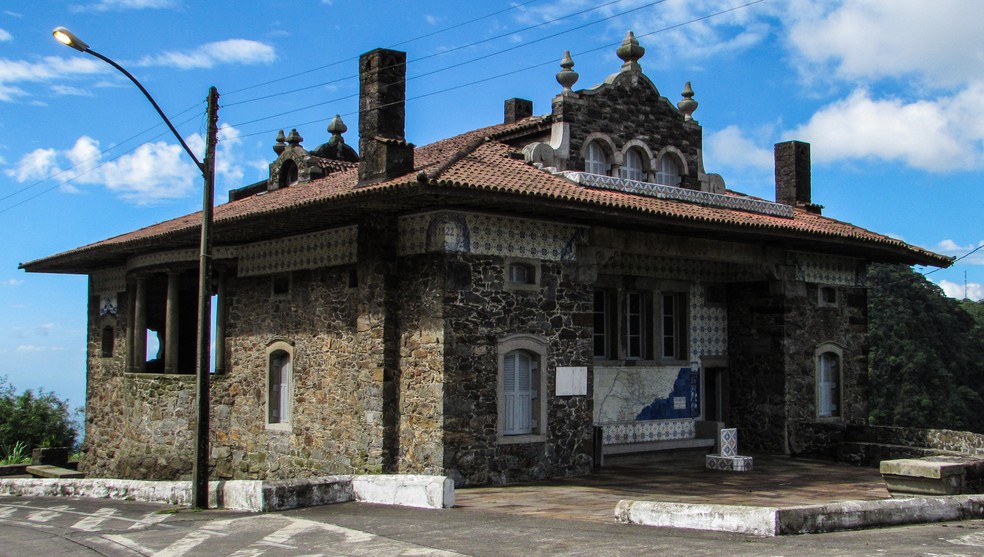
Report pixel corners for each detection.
[221,0,543,98]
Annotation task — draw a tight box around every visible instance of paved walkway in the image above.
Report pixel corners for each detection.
[455,454,891,523]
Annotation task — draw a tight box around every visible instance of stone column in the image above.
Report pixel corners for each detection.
[214,269,227,375]
[126,281,135,372]
[133,276,148,373]
[164,272,180,374]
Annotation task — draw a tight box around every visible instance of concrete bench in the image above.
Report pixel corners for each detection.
[880,456,984,496]
[599,419,715,465]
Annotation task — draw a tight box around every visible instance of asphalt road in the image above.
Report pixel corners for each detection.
[3,495,984,556]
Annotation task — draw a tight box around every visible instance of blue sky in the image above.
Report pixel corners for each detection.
[1,0,982,411]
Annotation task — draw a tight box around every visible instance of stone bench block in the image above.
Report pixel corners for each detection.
[880,456,984,496]
[706,455,754,472]
[25,465,84,479]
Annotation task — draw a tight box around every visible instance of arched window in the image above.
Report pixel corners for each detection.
[655,155,681,187]
[278,160,299,189]
[620,149,645,181]
[817,349,841,418]
[267,346,293,427]
[585,141,610,175]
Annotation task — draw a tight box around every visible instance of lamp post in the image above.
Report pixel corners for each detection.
[53,27,218,509]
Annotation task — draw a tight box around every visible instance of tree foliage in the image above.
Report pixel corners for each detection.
[868,264,984,432]
[0,376,78,453]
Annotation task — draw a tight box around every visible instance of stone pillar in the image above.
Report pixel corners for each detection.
[214,269,227,375]
[504,98,533,124]
[164,272,180,374]
[132,276,148,373]
[125,281,135,372]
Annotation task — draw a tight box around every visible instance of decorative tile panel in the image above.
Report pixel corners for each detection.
[602,253,761,282]
[238,226,357,277]
[720,427,738,457]
[558,171,795,218]
[89,267,126,296]
[600,418,695,445]
[398,211,588,261]
[127,246,238,271]
[690,283,728,360]
[706,454,753,471]
[793,252,865,286]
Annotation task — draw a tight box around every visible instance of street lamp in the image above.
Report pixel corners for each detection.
[53,26,217,510]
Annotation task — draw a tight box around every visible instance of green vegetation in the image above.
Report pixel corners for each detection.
[0,376,78,458]
[867,264,984,432]
[0,440,30,465]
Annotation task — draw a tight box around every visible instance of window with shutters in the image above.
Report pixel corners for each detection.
[593,285,688,362]
[497,334,548,444]
[619,148,646,181]
[503,350,535,435]
[266,339,294,431]
[816,343,842,419]
[584,140,610,176]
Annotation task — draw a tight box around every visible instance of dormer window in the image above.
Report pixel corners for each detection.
[278,160,299,189]
[585,141,610,175]
[655,155,681,187]
[620,148,645,181]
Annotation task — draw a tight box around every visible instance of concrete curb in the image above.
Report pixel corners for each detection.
[615,494,984,536]
[0,474,454,512]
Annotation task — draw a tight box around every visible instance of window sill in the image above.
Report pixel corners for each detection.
[497,433,546,445]
[265,422,292,433]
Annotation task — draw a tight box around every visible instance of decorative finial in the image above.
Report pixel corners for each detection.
[677,81,698,121]
[616,31,645,72]
[273,129,286,155]
[286,128,303,147]
[556,50,579,92]
[327,114,347,144]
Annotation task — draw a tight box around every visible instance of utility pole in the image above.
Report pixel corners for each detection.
[193,86,219,509]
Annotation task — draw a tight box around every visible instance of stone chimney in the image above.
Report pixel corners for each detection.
[774,141,812,207]
[504,98,533,124]
[358,48,413,185]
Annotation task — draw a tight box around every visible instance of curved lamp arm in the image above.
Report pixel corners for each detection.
[52,27,205,175]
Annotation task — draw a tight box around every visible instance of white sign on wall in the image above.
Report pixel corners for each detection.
[556,366,588,396]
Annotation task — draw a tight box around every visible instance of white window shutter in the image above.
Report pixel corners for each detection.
[503,351,533,435]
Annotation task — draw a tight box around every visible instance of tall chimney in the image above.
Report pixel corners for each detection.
[358,48,413,185]
[504,98,533,124]
[774,141,811,207]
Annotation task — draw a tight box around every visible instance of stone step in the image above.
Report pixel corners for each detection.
[835,441,965,467]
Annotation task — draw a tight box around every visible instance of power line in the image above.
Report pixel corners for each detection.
[221,0,542,98]
[225,0,669,129]
[225,0,765,141]
[3,0,767,213]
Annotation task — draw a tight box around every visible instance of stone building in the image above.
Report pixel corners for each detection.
[22,34,950,486]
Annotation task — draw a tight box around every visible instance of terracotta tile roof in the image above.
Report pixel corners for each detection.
[20,116,951,272]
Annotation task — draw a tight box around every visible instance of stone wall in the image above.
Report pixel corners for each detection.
[727,277,868,454]
[441,254,594,486]
[81,291,198,479]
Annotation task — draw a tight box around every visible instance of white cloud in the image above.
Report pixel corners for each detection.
[50,84,93,97]
[787,0,984,89]
[15,344,55,353]
[138,39,276,70]
[938,280,984,302]
[1,279,23,287]
[424,15,441,26]
[936,240,984,265]
[704,125,774,170]
[71,0,178,12]
[6,124,249,206]
[784,88,984,172]
[0,56,106,102]
[0,28,11,42]
[516,0,778,63]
